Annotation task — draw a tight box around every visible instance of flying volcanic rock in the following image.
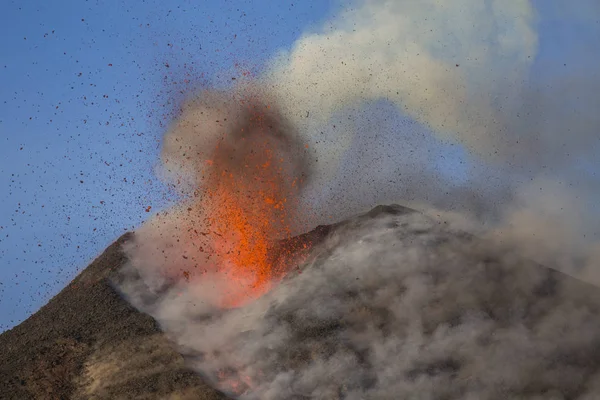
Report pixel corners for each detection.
[4,205,600,399]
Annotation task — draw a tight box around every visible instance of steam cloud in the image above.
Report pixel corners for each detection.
[266,0,537,157]
[118,0,600,398]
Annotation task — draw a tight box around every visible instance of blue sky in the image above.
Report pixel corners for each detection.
[1,0,598,332]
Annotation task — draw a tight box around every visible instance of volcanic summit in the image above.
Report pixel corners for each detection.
[4,204,600,399]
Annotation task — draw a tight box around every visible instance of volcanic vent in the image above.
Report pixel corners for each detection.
[126,88,312,311]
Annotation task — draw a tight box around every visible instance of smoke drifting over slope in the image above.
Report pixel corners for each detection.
[119,0,600,398]
[121,208,600,399]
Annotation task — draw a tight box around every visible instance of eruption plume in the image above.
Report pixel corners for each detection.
[118,0,600,398]
[126,89,310,308]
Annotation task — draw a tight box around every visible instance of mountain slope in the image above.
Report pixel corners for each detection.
[0,207,410,399]
[0,232,227,400]
[5,204,600,399]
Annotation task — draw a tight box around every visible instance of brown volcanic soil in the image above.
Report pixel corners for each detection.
[0,232,228,400]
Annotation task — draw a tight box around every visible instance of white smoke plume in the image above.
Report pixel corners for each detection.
[264,0,537,165]
[116,0,600,398]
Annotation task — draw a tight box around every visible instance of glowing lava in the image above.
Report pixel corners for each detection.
[200,98,305,308]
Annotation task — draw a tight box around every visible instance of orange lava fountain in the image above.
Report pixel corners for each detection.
[199,98,305,308]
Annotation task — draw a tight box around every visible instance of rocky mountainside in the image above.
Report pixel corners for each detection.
[0,233,227,400]
[4,204,600,399]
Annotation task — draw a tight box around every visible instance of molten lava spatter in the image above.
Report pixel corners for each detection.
[200,98,304,308]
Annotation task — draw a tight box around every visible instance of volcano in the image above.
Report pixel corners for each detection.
[4,204,600,399]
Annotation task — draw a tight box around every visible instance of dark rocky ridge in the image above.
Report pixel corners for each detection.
[0,233,227,400]
[4,204,600,399]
